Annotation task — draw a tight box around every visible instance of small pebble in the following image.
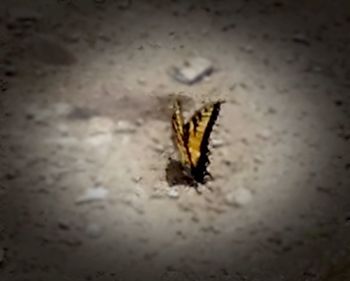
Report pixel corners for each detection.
[292,32,310,45]
[58,220,70,230]
[85,133,113,147]
[115,120,137,133]
[168,188,179,199]
[225,188,252,207]
[88,117,115,135]
[75,186,109,204]
[257,129,271,140]
[211,138,225,148]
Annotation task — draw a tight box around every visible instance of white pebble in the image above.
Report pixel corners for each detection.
[75,186,109,204]
[225,188,252,207]
[168,188,179,199]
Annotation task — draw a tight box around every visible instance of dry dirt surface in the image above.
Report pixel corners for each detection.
[1,1,350,281]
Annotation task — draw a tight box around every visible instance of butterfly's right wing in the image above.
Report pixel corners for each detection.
[184,100,224,183]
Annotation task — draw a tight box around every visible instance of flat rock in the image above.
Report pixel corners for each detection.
[170,56,213,85]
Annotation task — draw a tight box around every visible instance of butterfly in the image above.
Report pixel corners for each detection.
[171,98,224,184]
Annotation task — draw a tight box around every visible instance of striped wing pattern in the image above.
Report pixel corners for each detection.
[171,100,191,167]
[172,99,224,183]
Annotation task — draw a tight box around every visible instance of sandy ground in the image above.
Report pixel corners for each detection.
[1,1,350,280]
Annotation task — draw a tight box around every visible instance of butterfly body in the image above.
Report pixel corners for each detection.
[171,99,224,184]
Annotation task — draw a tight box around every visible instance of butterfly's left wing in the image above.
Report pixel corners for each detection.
[171,99,191,167]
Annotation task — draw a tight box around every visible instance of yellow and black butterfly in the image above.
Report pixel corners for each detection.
[171,99,224,184]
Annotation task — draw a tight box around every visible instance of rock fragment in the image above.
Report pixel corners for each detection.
[170,56,213,85]
[75,186,109,204]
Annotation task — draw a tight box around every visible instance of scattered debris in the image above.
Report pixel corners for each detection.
[58,220,70,231]
[0,248,4,264]
[292,32,310,46]
[26,106,52,123]
[75,186,109,204]
[122,191,145,214]
[150,183,167,199]
[117,0,132,10]
[201,225,221,234]
[267,235,283,246]
[86,223,103,238]
[137,77,146,85]
[267,107,277,114]
[63,30,82,43]
[58,236,82,247]
[55,123,70,136]
[132,176,142,183]
[6,7,41,36]
[316,185,333,195]
[2,63,17,77]
[168,188,179,199]
[67,106,97,120]
[0,78,8,92]
[152,143,165,153]
[85,133,113,147]
[170,56,213,85]
[225,187,253,207]
[221,23,236,32]
[26,102,73,122]
[43,135,80,146]
[211,138,225,148]
[253,154,264,164]
[257,129,271,140]
[150,188,166,200]
[115,120,137,133]
[345,214,350,225]
[9,7,42,22]
[240,45,254,53]
[30,35,77,65]
[88,117,115,135]
[53,102,73,117]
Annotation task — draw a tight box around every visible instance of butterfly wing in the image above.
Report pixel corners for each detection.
[184,100,224,183]
[171,99,191,167]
